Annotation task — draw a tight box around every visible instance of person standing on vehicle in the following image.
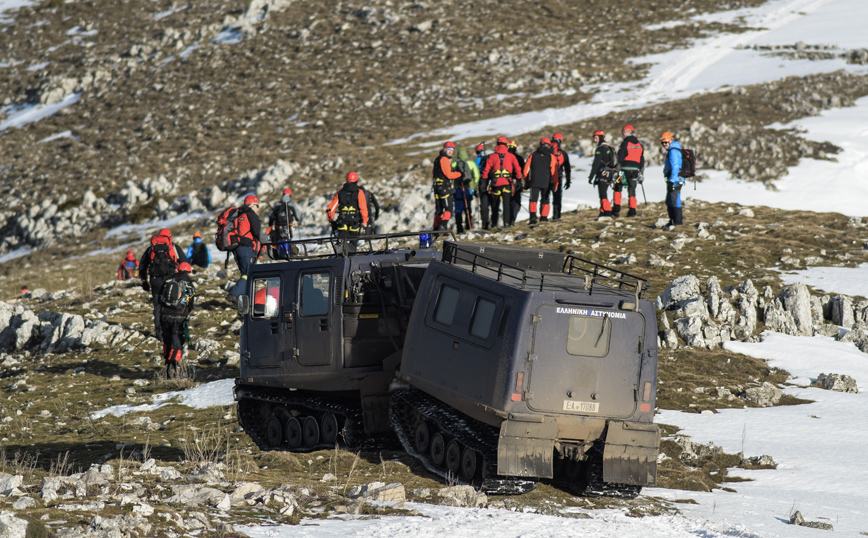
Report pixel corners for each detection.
[139,228,187,340]
[452,147,479,234]
[227,195,262,303]
[431,141,463,231]
[359,183,380,234]
[159,262,195,379]
[550,133,571,220]
[615,124,644,217]
[661,131,684,226]
[117,249,139,281]
[522,138,558,225]
[508,140,525,226]
[588,130,617,218]
[481,136,522,228]
[326,171,370,237]
[186,232,211,269]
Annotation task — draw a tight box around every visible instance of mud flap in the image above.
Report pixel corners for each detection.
[497,417,557,478]
[603,421,660,486]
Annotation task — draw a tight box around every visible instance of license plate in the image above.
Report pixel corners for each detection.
[563,400,599,413]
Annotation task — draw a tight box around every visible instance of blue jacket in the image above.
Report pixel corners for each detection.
[186,237,212,267]
[663,140,683,184]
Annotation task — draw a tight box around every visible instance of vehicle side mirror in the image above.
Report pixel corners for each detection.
[237,294,250,317]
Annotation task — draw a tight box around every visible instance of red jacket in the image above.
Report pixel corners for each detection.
[482,145,523,187]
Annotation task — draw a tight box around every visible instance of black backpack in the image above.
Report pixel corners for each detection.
[149,240,178,278]
[159,277,195,311]
[679,148,697,178]
[273,202,294,228]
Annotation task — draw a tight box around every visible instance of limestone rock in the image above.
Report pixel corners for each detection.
[436,485,487,508]
[830,295,855,328]
[743,382,782,407]
[674,317,705,347]
[656,275,702,310]
[817,373,858,393]
[0,474,23,496]
[779,283,813,336]
[0,511,28,538]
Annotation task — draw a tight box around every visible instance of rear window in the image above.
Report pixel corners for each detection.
[251,277,280,319]
[433,285,460,326]
[470,297,496,339]
[300,272,330,316]
[566,315,610,357]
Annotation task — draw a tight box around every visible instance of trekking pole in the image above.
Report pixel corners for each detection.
[460,185,473,231]
[129,331,154,352]
[223,252,230,270]
[640,182,647,204]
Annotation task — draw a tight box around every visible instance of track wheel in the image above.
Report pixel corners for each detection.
[265,416,283,447]
[285,417,302,449]
[302,416,320,447]
[414,421,430,454]
[445,440,461,475]
[321,413,340,445]
[430,432,446,467]
[460,447,478,481]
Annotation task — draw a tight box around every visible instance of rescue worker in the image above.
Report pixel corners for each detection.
[508,140,525,226]
[550,133,572,220]
[186,232,211,269]
[117,249,139,280]
[615,124,645,217]
[661,131,684,226]
[268,188,302,242]
[227,196,262,302]
[588,130,617,218]
[481,136,522,228]
[326,171,370,237]
[160,262,195,379]
[474,142,492,229]
[452,147,479,234]
[359,184,380,235]
[139,228,187,340]
[432,141,462,231]
[522,138,558,225]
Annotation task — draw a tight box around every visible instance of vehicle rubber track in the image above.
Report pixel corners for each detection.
[236,386,391,453]
[389,389,537,495]
[551,442,642,499]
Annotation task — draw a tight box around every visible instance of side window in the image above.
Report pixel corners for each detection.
[251,277,280,319]
[469,297,496,339]
[433,285,460,326]
[301,272,330,316]
[566,315,610,357]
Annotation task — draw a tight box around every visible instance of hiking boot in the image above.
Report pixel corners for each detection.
[529,215,538,225]
[540,216,548,222]
[627,208,637,217]
[226,293,238,307]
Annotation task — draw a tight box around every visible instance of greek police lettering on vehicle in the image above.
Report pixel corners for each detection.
[555,307,626,319]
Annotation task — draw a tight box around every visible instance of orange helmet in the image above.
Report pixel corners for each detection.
[622,124,635,133]
[540,137,551,146]
[496,136,508,145]
[660,131,675,144]
[593,130,605,138]
[346,171,359,183]
[552,133,563,143]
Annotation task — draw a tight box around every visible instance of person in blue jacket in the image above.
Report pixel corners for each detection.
[186,232,211,269]
[661,131,684,226]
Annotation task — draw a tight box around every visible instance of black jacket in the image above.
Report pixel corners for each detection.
[617,136,645,170]
[589,142,616,180]
[238,205,261,249]
[139,243,187,282]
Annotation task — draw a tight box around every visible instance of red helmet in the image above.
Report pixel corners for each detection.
[496,136,508,145]
[346,171,359,183]
[178,262,192,272]
[159,228,171,238]
[540,137,551,146]
[283,188,292,195]
[552,133,563,142]
[443,141,455,149]
[622,124,635,133]
[475,143,485,152]
[127,249,135,255]
[593,130,605,138]
[244,195,259,206]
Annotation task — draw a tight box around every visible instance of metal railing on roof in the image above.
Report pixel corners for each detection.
[260,230,454,260]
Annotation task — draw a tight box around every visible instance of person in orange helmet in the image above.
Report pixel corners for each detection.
[326,171,370,237]
[432,142,463,231]
[481,136,522,228]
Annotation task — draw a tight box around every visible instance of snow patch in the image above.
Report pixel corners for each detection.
[90,378,235,419]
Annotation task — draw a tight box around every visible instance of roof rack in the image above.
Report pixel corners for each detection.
[261,230,454,260]
[443,244,647,299]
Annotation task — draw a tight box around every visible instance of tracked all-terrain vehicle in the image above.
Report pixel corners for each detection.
[234,232,659,497]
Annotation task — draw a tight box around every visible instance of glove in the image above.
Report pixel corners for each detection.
[141,281,150,293]
[588,177,594,185]
[565,180,571,190]
[638,174,644,184]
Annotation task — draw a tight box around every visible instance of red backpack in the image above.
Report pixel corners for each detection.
[215,207,242,252]
[148,235,178,278]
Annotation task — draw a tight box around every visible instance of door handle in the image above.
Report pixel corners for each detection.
[271,322,278,334]
[319,319,328,331]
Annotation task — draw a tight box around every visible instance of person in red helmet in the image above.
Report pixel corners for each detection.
[159,262,195,378]
[326,171,370,238]
[268,188,302,241]
[481,136,522,228]
[227,195,262,302]
[522,138,558,225]
[431,141,463,231]
[117,249,139,281]
[588,129,617,218]
[550,133,572,220]
[140,228,187,340]
[615,124,645,217]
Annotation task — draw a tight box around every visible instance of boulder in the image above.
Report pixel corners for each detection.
[816,373,858,393]
[743,382,782,407]
[0,475,23,496]
[661,329,679,348]
[0,511,28,538]
[436,485,487,508]
[674,317,705,347]
[763,304,799,336]
[830,295,855,328]
[779,283,813,336]
[674,297,709,320]
[656,275,702,310]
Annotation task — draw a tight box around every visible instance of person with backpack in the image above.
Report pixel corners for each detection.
[268,189,302,240]
[359,184,380,235]
[550,133,572,220]
[432,142,463,231]
[139,229,187,340]
[186,232,211,269]
[474,143,491,229]
[661,131,685,226]
[452,147,479,233]
[588,129,617,218]
[615,124,645,217]
[327,172,370,238]
[227,195,262,303]
[159,262,195,378]
[507,141,525,226]
[117,249,139,281]
[522,138,559,225]
[481,136,522,229]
